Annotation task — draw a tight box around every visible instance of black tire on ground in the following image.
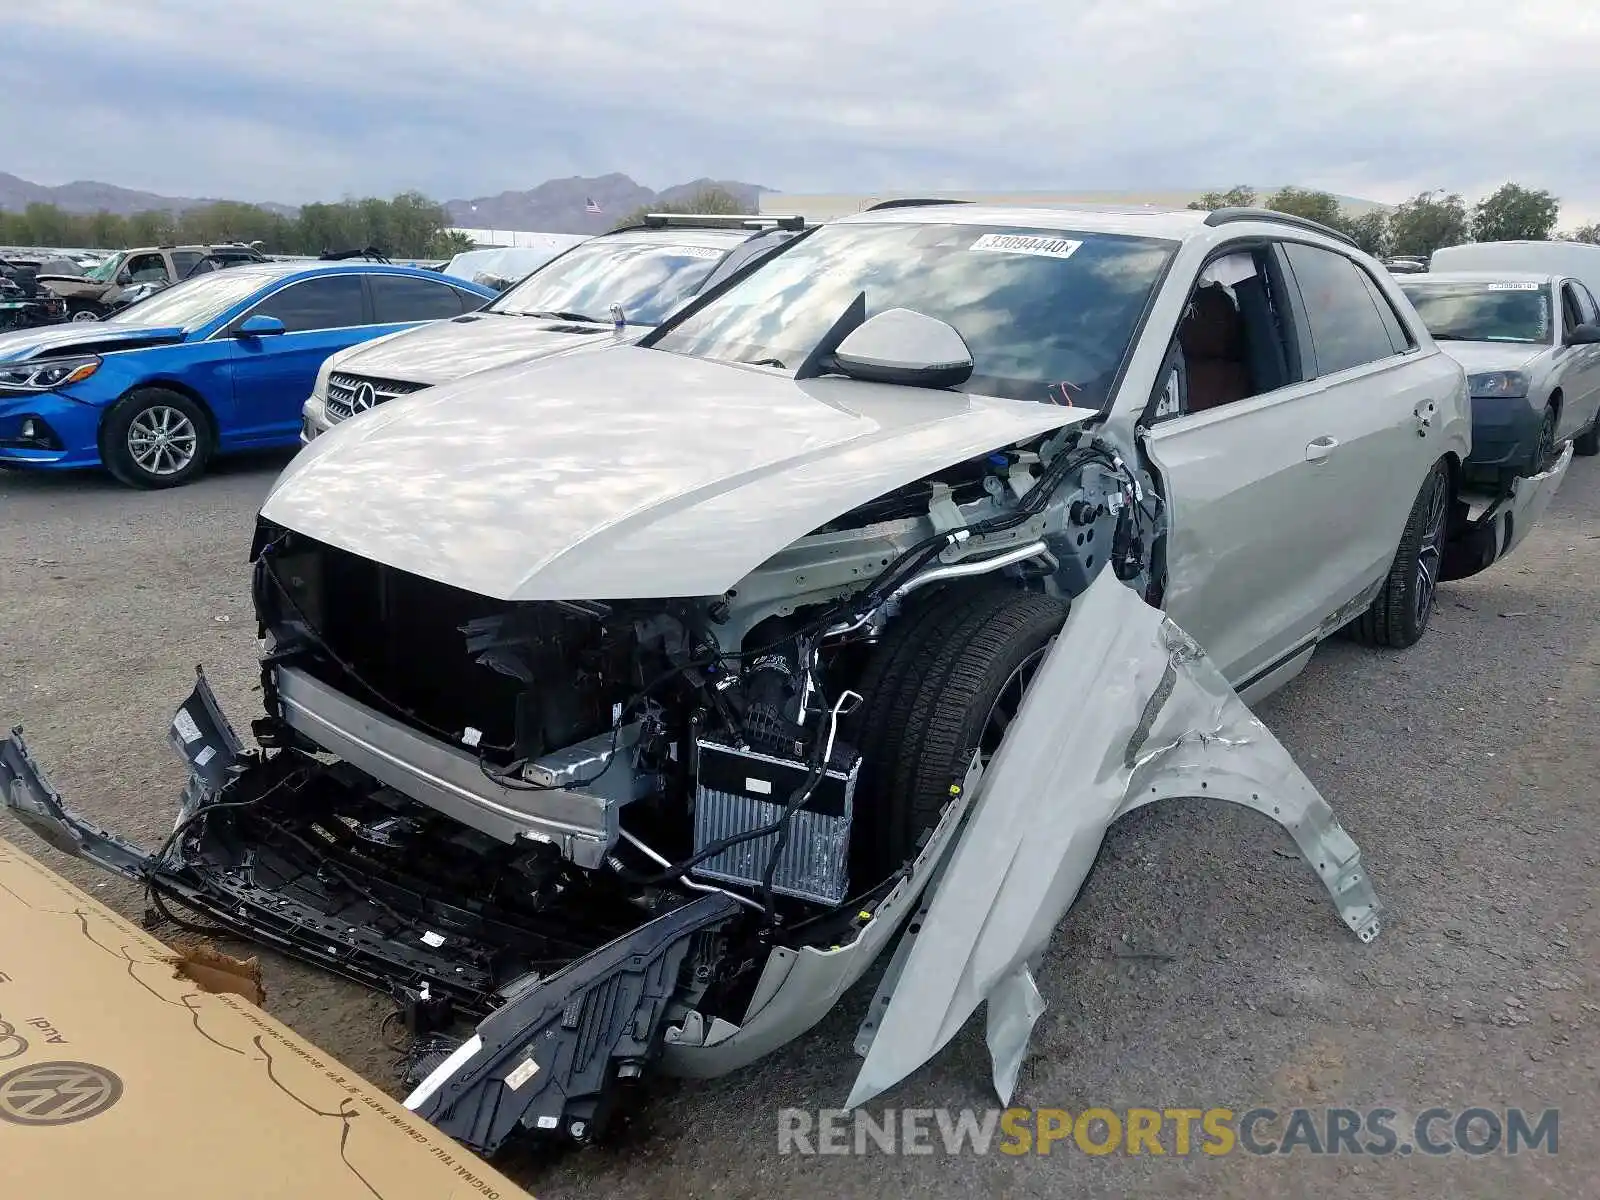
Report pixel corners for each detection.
[100,388,214,489]
[66,300,104,322]
[1348,458,1450,649]
[1573,409,1599,457]
[847,586,1069,879]
[1536,404,1559,470]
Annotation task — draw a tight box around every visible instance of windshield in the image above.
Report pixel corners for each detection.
[106,268,277,330]
[490,238,730,325]
[650,222,1177,406]
[83,252,126,283]
[1398,281,1552,344]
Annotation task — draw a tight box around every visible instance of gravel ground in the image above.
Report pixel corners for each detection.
[1,452,1595,1200]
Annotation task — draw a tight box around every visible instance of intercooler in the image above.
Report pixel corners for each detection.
[690,739,859,905]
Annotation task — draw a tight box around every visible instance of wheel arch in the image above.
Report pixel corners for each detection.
[98,378,221,455]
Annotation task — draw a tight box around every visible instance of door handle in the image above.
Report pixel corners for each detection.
[1305,436,1339,463]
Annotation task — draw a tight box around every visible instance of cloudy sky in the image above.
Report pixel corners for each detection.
[9,0,1600,221]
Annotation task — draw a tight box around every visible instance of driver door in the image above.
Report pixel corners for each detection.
[1556,280,1600,440]
[224,273,372,447]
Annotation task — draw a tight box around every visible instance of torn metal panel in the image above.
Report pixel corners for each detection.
[846,570,1382,1110]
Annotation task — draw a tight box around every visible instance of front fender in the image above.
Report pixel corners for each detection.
[845,570,1382,1110]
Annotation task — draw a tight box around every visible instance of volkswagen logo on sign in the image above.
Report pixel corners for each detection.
[350,381,378,414]
[0,1061,125,1126]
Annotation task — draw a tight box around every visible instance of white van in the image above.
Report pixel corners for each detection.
[1432,239,1600,301]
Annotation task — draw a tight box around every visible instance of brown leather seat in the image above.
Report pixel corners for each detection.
[1180,285,1252,412]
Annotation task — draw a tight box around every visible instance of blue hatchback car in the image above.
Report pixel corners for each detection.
[0,261,496,487]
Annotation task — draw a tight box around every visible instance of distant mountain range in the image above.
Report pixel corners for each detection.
[445,175,769,233]
[0,171,769,233]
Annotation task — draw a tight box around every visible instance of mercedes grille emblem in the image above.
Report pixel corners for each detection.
[0,1061,125,1126]
[350,381,378,413]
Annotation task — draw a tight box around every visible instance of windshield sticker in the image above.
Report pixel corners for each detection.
[1486,282,1542,291]
[674,246,726,260]
[969,233,1084,260]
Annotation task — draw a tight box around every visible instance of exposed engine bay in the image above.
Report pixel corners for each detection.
[0,425,1383,1156]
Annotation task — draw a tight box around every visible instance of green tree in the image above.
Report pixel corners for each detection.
[1561,222,1600,245]
[1264,186,1344,227]
[1389,190,1470,258]
[610,185,750,231]
[1187,186,1257,211]
[1341,209,1392,257]
[426,229,475,258]
[2,191,462,258]
[1470,183,1559,242]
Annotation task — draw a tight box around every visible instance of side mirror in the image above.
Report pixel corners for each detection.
[1567,322,1600,346]
[831,308,974,388]
[115,270,133,286]
[235,314,286,338]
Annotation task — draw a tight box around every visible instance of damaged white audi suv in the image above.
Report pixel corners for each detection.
[2,202,1570,1155]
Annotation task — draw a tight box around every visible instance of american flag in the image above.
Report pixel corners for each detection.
[584,197,603,214]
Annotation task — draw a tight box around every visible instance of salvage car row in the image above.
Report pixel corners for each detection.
[0,203,1586,1159]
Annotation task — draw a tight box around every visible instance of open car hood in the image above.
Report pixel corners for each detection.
[0,321,186,362]
[261,346,1099,600]
[847,571,1382,1108]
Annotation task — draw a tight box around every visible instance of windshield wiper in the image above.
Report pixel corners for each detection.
[740,357,788,369]
[519,309,606,323]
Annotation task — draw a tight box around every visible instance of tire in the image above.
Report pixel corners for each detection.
[100,388,214,489]
[1348,459,1450,649]
[1574,410,1599,457]
[848,586,1069,877]
[1535,404,1559,471]
[66,301,103,322]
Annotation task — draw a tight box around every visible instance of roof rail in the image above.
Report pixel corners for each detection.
[863,198,973,211]
[1202,207,1357,248]
[640,212,805,231]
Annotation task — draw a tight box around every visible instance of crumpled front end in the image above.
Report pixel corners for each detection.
[0,570,1385,1154]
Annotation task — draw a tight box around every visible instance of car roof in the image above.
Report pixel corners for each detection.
[833,202,1214,240]
[208,259,495,291]
[1401,270,1558,285]
[595,226,754,249]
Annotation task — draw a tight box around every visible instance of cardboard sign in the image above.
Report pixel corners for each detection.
[0,834,528,1199]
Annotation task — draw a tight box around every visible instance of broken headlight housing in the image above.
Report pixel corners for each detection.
[0,355,101,391]
[1467,370,1530,399]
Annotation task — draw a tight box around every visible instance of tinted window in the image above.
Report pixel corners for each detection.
[1573,281,1600,324]
[1284,243,1398,375]
[1560,283,1588,336]
[653,222,1176,407]
[249,274,366,332]
[370,274,470,322]
[1397,280,1552,345]
[171,250,204,278]
[1358,270,1415,353]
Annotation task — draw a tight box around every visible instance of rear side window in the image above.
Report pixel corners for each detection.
[1358,270,1415,354]
[370,274,472,322]
[1283,243,1400,375]
[249,274,366,332]
[170,250,204,278]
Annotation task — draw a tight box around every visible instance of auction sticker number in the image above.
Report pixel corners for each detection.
[969,233,1083,259]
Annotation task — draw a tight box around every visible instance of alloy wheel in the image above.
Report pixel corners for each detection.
[1414,469,1449,629]
[126,405,198,477]
[978,641,1053,765]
